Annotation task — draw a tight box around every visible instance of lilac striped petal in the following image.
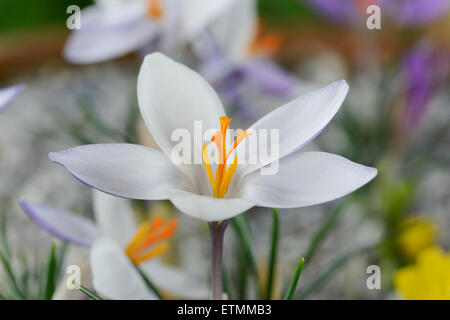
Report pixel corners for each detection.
[19,200,99,247]
[0,84,25,112]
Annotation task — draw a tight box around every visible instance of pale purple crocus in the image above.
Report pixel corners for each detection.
[194,0,296,120]
[64,0,240,64]
[307,0,450,26]
[0,84,25,112]
[48,53,377,222]
[20,190,209,300]
[402,42,449,129]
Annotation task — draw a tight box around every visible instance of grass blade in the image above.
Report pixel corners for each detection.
[76,283,104,300]
[299,246,371,300]
[283,257,305,300]
[0,211,11,259]
[0,250,25,299]
[222,267,233,300]
[44,243,57,300]
[135,266,164,300]
[266,209,279,299]
[236,243,248,300]
[303,197,351,262]
[231,214,257,273]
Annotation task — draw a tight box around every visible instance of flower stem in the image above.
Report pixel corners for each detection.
[208,220,229,300]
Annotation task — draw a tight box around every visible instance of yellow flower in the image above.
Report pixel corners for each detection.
[396,217,437,260]
[394,246,450,300]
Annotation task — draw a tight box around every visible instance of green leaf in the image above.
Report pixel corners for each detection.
[55,242,68,281]
[222,267,233,300]
[44,243,57,300]
[0,211,11,259]
[75,282,104,300]
[283,257,305,300]
[231,215,257,273]
[266,209,279,299]
[236,243,248,300]
[299,246,372,299]
[0,250,25,299]
[135,266,164,300]
[303,197,351,262]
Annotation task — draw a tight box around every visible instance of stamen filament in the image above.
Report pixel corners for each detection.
[132,242,169,264]
[125,217,177,265]
[202,117,250,199]
[147,0,163,20]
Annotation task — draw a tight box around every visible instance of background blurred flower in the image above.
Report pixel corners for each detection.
[20,190,208,300]
[0,84,24,112]
[396,216,437,261]
[64,0,241,64]
[400,42,449,130]
[195,0,297,120]
[307,0,450,26]
[394,246,450,300]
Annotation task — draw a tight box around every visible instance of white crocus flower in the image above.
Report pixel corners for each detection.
[64,0,237,64]
[0,84,25,112]
[49,52,377,222]
[20,190,209,300]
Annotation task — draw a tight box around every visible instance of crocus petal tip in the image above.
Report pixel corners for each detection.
[49,150,64,164]
[143,51,168,65]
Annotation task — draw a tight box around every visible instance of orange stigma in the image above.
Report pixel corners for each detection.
[202,117,250,198]
[147,0,163,20]
[125,217,178,264]
[249,20,283,56]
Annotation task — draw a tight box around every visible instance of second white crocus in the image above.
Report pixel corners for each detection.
[64,0,238,64]
[49,52,377,222]
[20,190,209,300]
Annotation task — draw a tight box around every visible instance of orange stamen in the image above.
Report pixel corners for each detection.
[125,217,177,265]
[202,117,250,198]
[147,0,163,20]
[249,20,283,56]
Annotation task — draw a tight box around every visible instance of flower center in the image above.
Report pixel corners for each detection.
[125,217,178,264]
[202,116,250,198]
[147,0,163,20]
[249,20,283,56]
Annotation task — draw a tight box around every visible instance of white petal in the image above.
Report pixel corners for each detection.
[91,237,156,300]
[208,0,257,62]
[137,53,226,186]
[64,2,157,64]
[237,80,349,177]
[239,151,377,208]
[170,192,254,221]
[92,190,138,248]
[181,0,235,40]
[140,260,209,299]
[20,200,99,247]
[49,144,191,200]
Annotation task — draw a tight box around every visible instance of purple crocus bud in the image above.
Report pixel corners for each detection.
[402,43,449,129]
[307,0,449,26]
[382,0,450,26]
[306,0,365,25]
